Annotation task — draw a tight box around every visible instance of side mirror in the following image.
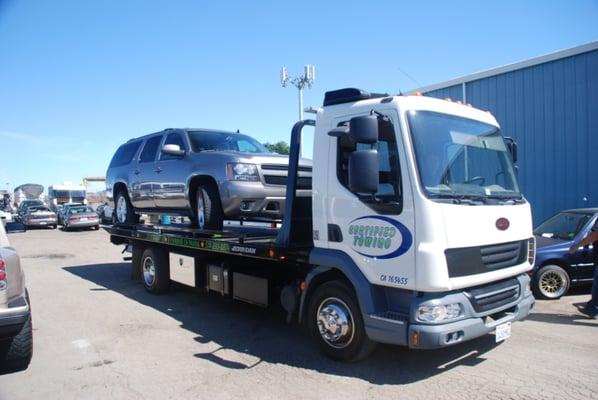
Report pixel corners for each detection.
[350,115,378,144]
[161,144,185,157]
[504,137,518,163]
[349,149,379,193]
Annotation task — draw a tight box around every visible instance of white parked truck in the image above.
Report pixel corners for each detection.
[106,88,535,361]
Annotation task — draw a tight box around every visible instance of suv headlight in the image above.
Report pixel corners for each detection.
[416,303,462,323]
[227,163,259,181]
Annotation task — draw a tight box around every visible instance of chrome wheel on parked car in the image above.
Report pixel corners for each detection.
[534,264,570,300]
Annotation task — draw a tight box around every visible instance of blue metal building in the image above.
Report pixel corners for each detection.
[413,42,598,225]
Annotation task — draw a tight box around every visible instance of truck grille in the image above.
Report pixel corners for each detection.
[445,239,529,278]
[465,277,520,313]
[261,164,312,172]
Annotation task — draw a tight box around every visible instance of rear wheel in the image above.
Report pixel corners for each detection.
[114,190,139,225]
[140,247,170,294]
[0,315,33,373]
[307,280,376,361]
[194,184,224,230]
[533,264,570,300]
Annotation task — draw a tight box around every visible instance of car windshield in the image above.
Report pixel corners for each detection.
[534,212,592,240]
[21,200,43,209]
[187,131,269,153]
[407,111,522,204]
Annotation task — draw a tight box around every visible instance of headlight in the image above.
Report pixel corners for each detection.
[227,163,259,181]
[416,303,462,323]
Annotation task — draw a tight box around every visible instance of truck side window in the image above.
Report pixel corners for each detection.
[161,133,187,161]
[139,136,163,163]
[336,116,402,214]
[109,141,142,168]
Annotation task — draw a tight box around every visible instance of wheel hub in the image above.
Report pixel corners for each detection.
[116,196,127,223]
[540,270,566,297]
[143,257,156,287]
[316,297,354,349]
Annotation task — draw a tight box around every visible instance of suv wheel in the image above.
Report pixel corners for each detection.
[114,190,139,225]
[0,315,33,373]
[195,185,224,230]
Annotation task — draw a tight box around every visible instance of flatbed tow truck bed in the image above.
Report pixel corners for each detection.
[104,223,310,263]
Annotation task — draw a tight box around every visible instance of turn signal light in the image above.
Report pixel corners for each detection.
[0,259,6,283]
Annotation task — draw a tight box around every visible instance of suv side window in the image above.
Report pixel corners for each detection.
[109,141,142,168]
[336,116,402,214]
[139,136,163,163]
[160,133,187,161]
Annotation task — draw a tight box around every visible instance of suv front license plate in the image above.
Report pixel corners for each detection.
[495,322,511,342]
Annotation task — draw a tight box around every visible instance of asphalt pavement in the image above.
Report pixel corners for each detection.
[0,228,597,400]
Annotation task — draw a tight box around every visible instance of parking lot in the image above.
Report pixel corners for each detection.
[0,228,597,400]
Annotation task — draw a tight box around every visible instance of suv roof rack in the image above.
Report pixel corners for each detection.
[323,88,390,107]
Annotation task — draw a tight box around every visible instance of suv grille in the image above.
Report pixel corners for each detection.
[263,176,312,190]
[465,277,520,313]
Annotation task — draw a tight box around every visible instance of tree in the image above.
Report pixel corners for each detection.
[263,141,290,155]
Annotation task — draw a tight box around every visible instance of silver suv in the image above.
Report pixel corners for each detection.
[0,221,33,372]
[106,129,311,229]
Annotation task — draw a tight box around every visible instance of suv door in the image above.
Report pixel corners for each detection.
[131,135,163,209]
[153,131,189,209]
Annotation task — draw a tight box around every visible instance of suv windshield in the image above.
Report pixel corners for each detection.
[407,110,521,204]
[534,212,592,240]
[187,131,269,154]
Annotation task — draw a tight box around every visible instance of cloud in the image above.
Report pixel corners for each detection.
[0,131,46,145]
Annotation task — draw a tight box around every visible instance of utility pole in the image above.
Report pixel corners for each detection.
[280,65,315,120]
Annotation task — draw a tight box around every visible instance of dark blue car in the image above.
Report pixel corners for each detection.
[532,208,598,299]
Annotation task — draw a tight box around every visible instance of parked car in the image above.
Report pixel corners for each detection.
[95,203,113,223]
[532,208,598,299]
[61,206,100,231]
[16,200,44,220]
[0,218,33,372]
[106,129,312,229]
[21,206,57,229]
[57,202,84,225]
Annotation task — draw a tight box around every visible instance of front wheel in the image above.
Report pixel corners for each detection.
[114,190,139,225]
[194,185,224,230]
[533,264,570,300]
[307,280,376,361]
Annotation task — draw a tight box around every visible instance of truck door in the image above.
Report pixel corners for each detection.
[324,110,417,290]
[131,135,163,209]
[154,132,189,209]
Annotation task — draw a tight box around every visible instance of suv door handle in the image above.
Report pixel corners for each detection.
[154,167,162,173]
[134,170,140,175]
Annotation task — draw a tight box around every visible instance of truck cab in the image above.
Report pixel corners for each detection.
[302,88,534,352]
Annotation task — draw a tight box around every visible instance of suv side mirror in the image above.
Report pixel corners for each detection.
[349,149,379,193]
[161,144,185,157]
[350,115,378,144]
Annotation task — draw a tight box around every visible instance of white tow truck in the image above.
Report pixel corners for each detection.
[106,88,535,361]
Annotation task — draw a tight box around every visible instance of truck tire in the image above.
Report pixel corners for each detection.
[114,190,139,225]
[195,185,224,230]
[0,315,33,373]
[140,247,170,294]
[533,264,570,300]
[307,280,376,361]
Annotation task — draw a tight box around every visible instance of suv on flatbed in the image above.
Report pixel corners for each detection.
[106,128,312,229]
[0,220,33,372]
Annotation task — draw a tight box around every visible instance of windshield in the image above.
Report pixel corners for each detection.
[187,131,269,154]
[408,110,521,204]
[20,200,43,209]
[534,212,592,240]
[69,206,93,214]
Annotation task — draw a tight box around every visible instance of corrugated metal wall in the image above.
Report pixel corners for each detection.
[424,49,598,225]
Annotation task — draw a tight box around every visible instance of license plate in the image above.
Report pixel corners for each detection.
[495,321,511,342]
[80,217,88,221]
[40,222,47,225]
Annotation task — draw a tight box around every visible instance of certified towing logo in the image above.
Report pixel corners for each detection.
[348,216,413,259]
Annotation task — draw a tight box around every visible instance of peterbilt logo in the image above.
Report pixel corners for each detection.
[496,218,510,231]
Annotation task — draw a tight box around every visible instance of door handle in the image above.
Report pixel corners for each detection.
[154,167,162,173]
[134,170,140,175]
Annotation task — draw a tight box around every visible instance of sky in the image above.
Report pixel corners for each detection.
[0,0,596,193]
